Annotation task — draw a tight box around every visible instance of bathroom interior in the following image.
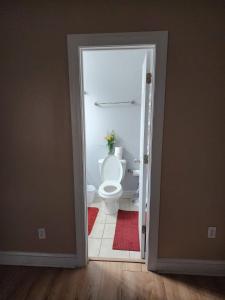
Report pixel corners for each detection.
[82,48,151,260]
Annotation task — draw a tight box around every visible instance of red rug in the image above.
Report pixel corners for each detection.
[113,210,140,251]
[88,207,99,235]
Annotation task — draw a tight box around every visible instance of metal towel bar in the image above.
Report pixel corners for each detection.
[94,100,135,106]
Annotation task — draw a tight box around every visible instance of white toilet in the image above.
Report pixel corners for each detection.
[98,155,126,215]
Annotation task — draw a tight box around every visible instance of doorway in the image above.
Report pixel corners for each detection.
[81,47,153,261]
[67,32,167,270]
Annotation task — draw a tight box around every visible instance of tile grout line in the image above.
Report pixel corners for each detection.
[98,219,106,257]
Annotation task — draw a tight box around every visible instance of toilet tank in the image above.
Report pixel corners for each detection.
[98,158,126,180]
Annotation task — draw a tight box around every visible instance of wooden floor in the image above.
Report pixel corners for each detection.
[0,261,225,300]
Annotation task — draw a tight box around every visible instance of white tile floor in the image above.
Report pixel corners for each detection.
[88,197,141,260]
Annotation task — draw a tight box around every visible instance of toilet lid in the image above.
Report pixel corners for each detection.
[101,155,123,183]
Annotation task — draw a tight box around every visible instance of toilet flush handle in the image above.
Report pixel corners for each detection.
[134,158,140,164]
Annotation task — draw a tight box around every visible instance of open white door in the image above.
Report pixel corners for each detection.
[139,51,151,259]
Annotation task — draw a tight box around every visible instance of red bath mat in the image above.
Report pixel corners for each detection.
[88,207,99,235]
[113,210,140,251]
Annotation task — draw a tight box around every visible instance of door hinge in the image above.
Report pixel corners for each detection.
[142,225,146,234]
[146,72,152,84]
[144,154,149,164]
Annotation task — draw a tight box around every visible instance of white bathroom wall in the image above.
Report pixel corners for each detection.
[83,49,146,191]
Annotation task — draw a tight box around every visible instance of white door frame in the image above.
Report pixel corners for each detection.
[67,31,168,271]
[139,49,152,259]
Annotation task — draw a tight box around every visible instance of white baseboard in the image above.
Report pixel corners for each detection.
[0,251,80,268]
[156,258,225,276]
[2,252,224,276]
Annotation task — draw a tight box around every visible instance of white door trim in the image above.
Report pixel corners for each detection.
[67,31,168,270]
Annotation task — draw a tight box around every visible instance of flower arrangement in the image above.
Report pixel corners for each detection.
[105,131,116,154]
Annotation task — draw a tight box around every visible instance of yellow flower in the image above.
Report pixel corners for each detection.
[104,131,116,143]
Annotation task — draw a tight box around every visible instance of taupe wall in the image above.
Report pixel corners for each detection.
[0,1,224,259]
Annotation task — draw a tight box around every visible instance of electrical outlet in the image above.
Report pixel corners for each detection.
[208,227,216,238]
[38,228,46,239]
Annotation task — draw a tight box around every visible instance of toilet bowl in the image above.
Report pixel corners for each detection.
[98,155,125,215]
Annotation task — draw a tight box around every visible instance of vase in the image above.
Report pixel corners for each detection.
[108,143,114,155]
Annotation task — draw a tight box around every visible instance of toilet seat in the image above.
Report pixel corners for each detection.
[98,155,124,214]
[98,180,122,199]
